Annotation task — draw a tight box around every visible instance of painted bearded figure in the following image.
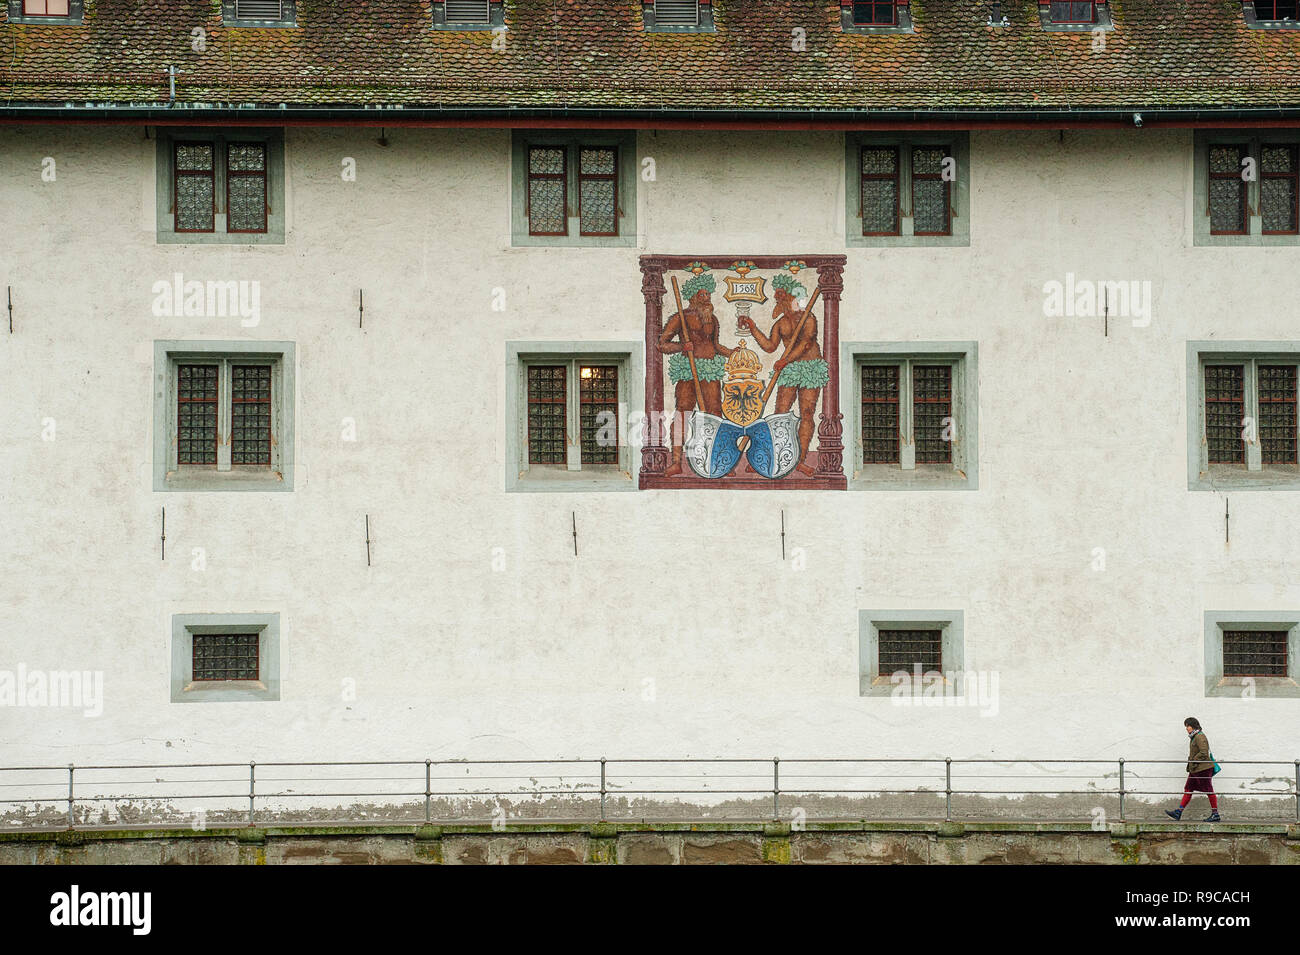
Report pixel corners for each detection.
[658,272,733,476]
[737,273,829,476]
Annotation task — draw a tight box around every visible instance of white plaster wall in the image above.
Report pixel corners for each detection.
[0,125,1296,784]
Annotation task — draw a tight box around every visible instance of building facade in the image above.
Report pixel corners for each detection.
[1,0,1299,820]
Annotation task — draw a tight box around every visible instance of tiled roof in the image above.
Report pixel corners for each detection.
[3,1,1300,114]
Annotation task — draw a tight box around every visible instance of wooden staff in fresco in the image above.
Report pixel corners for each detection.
[737,286,823,470]
[660,274,731,475]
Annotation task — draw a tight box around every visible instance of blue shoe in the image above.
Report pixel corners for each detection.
[1204,811,1220,822]
[1164,808,1182,820]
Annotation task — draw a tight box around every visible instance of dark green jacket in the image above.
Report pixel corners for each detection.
[1187,730,1213,773]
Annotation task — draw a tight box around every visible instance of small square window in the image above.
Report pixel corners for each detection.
[172,614,280,703]
[860,611,965,697]
[1203,612,1300,697]
[878,629,942,674]
[154,342,295,492]
[852,1,898,25]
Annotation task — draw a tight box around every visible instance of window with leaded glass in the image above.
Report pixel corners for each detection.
[514,352,630,486]
[1256,0,1298,21]
[1208,144,1248,235]
[159,346,292,491]
[159,130,283,243]
[527,365,567,464]
[911,147,951,237]
[861,365,900,463]
[1204,365,1245,464]
[226,143,268,234]
[578,148,618,237]
[1222,630,1288,678]
[579,366,618,463]
[861,147,899,236]
[878,629,942,675]
[1196,354,1300,482]
[852,1,897,25]
[527,146,568,236]
[859,359,957,469]
[177,365,219,465]
[174,142,216,233]
[1048,1,1095,23]
[1260,145,1299,235]
[192,633,260,682]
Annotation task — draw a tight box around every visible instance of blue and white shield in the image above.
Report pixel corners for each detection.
[684,410,801,480]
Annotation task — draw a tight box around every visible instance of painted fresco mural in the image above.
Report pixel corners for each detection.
[639,255,848,490]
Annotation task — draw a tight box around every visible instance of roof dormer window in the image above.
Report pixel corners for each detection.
[841,0,913,33]
[1039,0,1111,31]
[1248,0,1300,27]
[222,0,296,27]
[7,0,83,23]
[432,0,504,30]
[643,0,714,33]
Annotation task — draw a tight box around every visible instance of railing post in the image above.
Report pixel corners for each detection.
[1118,758,1126,822]
[1294,759,1299,823]
[425,759,432,823]
[772,757,780,819]
[599,758,607,821]
[248,761,256,827]
[66,764,74,829]
[944,758,952,822]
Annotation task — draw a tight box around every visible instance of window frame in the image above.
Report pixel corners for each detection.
[846,132,969,248]
[432,0,505,29]
[511,132,637,248]
[841,0,913,33]
[1188,343,1300,490]
[1038,0,1112,31]
[643,0,715,33]
[1244,0,1300,29]
[221,0,297,28]
[1203,612,1300,698]
[506,342,642,492]
[6,0,81,23]
[859,610,965,698]
[153,341,296,493]
[155,128,285,245]
[171,613,281,703]
[1194,131,1300,246]
[842,342,978,490]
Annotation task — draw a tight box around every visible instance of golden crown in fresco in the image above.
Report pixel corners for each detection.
[725,340,763,380]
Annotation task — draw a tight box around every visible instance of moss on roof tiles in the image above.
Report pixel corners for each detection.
[2,0,1300,112]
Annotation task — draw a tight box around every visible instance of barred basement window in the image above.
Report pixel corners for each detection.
[1208,145,1248,235]
[878,629,943,675]
[852,1,898,25]
[1222,630,1288,678]
[1048,1,1095,23]
[192,633,260,682]
[859,361,954,466]
[445,0,490,23]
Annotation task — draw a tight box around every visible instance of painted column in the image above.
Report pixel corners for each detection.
[639,257,669,478]
[815,261,845,481]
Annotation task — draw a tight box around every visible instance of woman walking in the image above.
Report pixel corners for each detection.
[1166,717,1220,822]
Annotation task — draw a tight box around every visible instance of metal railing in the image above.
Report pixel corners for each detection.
[0,757,1296,830]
